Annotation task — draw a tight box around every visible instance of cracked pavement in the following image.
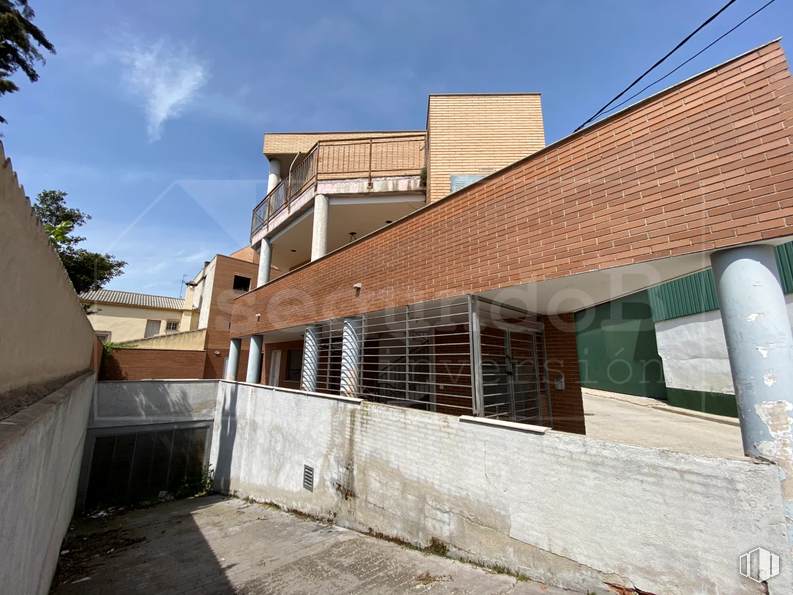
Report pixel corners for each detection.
[51,495,578,594]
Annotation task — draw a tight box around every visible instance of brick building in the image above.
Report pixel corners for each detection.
[103,248,261,380]
[226,41,793,438]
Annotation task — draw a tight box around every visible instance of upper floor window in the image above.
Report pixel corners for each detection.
[144,320,161,338]
[233,275,251,292]
[165,320,180,333]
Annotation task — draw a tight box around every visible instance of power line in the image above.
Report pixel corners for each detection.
[598,0,779,118]
[574,0,738,132]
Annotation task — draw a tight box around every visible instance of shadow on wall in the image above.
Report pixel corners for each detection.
[213,383,238,495]
[92,381,215,426]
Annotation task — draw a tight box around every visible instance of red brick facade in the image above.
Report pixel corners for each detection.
[232,42,793,337]
[101,348,207,381]
[543,314,585,434]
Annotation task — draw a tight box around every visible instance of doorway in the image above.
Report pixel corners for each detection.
[480,325,545,424]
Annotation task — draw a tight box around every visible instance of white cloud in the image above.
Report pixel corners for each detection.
[119,38,208,141]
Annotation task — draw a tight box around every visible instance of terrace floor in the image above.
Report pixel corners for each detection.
[51,495,576,595]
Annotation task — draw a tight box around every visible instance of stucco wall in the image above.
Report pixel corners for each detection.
[655,294,793,395]
[0,144,96,396]
[128,328,207,350]
[90,380,218,429]
[0,372,95,595]
[86,303,185,343]
[210,382,790,595]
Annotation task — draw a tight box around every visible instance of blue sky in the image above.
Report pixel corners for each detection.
[4,0,792,297]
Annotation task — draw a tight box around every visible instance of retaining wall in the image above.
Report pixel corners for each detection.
[210,381,791,595]
[0,142,96,398]
[90,380,218,428]
[0,372,95,595]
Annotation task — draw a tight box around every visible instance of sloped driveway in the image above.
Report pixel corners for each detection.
[51,495,575,595]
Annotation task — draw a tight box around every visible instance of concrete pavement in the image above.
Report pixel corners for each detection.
[51,495,578,595]
[582,389,745,459]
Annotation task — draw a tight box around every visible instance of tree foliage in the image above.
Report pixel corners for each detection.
[0,1,55,124]
[33,190,127,293]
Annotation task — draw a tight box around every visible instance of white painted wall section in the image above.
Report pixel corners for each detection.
[656,294,793,394]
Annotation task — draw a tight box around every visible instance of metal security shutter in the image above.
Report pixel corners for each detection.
[144,320,162,338]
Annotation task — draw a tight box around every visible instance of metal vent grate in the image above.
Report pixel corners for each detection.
[303,465,314,492]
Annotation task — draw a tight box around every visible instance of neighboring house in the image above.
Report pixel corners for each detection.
[108,247,261,380]
[80,290,194,343]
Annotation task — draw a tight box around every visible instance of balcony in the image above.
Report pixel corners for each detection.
[251,133,426,239]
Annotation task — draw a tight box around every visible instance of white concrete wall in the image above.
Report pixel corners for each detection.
[655,294,793,393]
[90,380,218,428]
[0,144,96,395]
[210,382,791,595]
[0,372,95,595]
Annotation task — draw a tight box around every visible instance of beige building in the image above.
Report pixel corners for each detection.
[80,290,196,344]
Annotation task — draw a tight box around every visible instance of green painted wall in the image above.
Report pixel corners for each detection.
[666,388,738,418]
[648,241,793,323]
[574,290,667,399]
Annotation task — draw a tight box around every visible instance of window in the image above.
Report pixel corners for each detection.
[165,320,179,333]
[450,174,486,193]
[233,275,251,292]
[95,331,111,342]
[285,348,303,383]
[144,320,162,338]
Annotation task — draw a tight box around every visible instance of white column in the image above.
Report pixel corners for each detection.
[311,194,329,261]
[711,244,793,562]
[301,325,321,392]
[246,335,263,384]
[225,338,241,380]
[267,159,281,194]
[257,238,272,288]
[340,317,363,398]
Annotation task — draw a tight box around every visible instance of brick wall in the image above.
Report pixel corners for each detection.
[262,340,304,389]
[232,42,793,338]
[427,94,545,202]
[102,348,207,381]
[316,135,425,180]
[264,130,424,155]
[543,314,585,434]
[202,255,261,379]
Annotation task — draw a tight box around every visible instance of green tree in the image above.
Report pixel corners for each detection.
[33,190,127,293]
[0,1,55,124]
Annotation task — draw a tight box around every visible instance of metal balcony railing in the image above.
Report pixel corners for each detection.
[251,133,426,237]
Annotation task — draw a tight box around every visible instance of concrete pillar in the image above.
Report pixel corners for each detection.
[257,238,272,287]
[711,244,793,558]
[225,338,241,380]
[340,317,362,398]
[311,194,329,261]
[301,325,321,392]
[267,159,281,194]
[245,335,263,384]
